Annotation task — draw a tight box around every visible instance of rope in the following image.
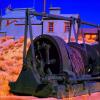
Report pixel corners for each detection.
[66,44,85,77]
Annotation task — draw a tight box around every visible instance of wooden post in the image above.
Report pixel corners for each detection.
[98,29,100,43]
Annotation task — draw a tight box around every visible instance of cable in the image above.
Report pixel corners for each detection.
[33,0,36,9]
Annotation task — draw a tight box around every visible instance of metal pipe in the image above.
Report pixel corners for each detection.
[81,21,99,27]
[23,9,28,65]
[70,76,100,83]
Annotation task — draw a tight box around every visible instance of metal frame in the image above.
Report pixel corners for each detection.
[23,8,99,63]
[8,8,100,98]
[23,8,100,81]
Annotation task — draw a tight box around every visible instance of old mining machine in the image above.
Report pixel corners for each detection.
[9,9,100,98]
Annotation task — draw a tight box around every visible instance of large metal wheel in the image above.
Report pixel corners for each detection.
[9,34,100,98]
[29,35,72,77]
[10,35,72,97]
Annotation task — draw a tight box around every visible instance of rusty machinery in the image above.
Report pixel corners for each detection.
[9,9,100,98]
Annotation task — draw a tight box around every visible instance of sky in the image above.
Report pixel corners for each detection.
[0,0,100,25]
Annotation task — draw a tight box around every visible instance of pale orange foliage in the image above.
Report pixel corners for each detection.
[0,46,3,49]
[15,43,22,47]
[91,35,97,40]
[19,36,24,43]
[0,38,6,43]
[0,36,30,96]
[0,56,5,61]
[8,42,15,49]
[5,60,14,67]
[6,36,15,40]
[0,36,14,43]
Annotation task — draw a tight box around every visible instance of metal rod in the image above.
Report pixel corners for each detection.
[68,21,72,42]
[76,19,81,43]
[12,8,33,11]
[71,76,100,83]
[1,18,25,20]
[29,11,99,27]
[81,21,99,27]
[41,20,44,35]
[29,11,72,21]
[98,29,100,43]
[28,9,41,84]
[23,9,28,65]
[72,19,78,42]
[81,29,88,58]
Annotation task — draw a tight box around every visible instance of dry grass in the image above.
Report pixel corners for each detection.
[0,36,30,96]
[0,36,99,100]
